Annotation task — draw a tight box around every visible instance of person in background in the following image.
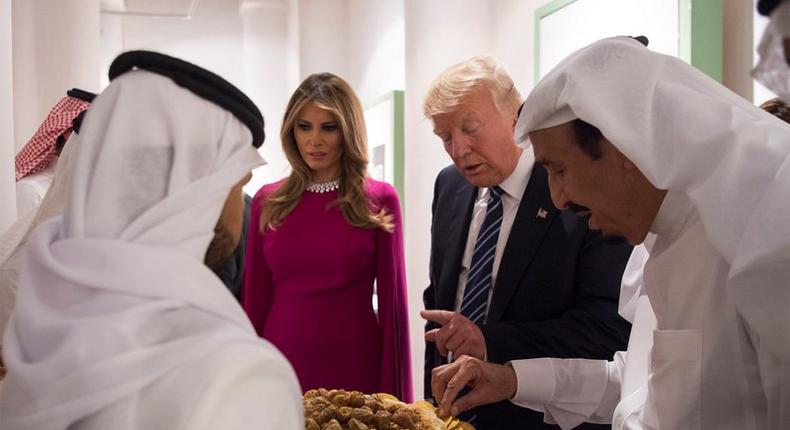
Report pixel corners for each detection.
[431,36,790,429]
[242,72,412,401]
[14,89,93,218]
[759,96,790,122]
[212,194,251,301]
[421,56,632,429]
[0,91,94,350]
[0,51,302,429]
[755,0,790,101]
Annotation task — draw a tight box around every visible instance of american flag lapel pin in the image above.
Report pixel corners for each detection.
[537,208,548,219]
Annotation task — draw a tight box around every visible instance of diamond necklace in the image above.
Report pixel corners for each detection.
[305,178,340,193]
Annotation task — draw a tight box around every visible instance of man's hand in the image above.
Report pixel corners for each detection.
[421,310,487,360]
[431,355,517,418]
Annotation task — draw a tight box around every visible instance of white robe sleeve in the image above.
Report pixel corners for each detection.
[728,264,790,428]
[0,250,22,338]
[186,343,303,430]
[15,172,52,218]
[509,353,625,430]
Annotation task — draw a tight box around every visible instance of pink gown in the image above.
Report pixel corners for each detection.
[242,178,413,402]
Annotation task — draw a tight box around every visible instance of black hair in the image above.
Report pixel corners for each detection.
[758,0,784,16]
[570,119,604,160]
[760,97,790,124]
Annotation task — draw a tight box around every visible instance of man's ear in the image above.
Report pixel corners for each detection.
[513,102,525,132]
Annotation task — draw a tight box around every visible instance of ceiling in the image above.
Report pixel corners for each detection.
[100,0,199,18]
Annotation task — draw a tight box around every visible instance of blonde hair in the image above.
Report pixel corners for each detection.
[259,73,393,232]
[760,97,790,124]
[423,55,523,119]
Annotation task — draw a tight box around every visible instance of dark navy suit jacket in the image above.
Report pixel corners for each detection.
[424,164,632,430]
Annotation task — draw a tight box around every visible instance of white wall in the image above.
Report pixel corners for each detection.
[240,0,293,193]
[492,0,542,96]
[344,0,405,103]
[12,0,101,152]
[99,13,124,89]
[297,0,347,79]
[111,0,245,88]
[286,0,301,92]
[11,0,38,154]
[1,0,16,232]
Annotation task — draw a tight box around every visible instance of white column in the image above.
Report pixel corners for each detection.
[344,0,405,102]
[723,0,755,101]
[12,0,101,152]
[239,0,294,192]
[296,0,347,78]
[11,0,38,154]
[0,0,16,231]
[403,0,495,399]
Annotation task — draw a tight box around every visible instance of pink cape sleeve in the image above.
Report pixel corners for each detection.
[373,183,413,402]
[242,189,274,337]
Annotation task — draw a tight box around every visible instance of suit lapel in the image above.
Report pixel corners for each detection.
[487,165,557,323]
[436,179,477,311]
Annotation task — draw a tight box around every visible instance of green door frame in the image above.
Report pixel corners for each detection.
[364,90,405,207]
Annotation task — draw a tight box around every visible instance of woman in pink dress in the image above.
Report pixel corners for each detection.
[242,73,412,401]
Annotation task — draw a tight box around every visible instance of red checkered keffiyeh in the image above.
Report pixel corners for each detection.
[14,96,90,181]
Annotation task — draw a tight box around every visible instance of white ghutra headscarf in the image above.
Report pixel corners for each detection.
[0,70,298,429]
[520,35,790,423]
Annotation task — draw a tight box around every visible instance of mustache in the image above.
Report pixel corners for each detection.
[566,202,591,215]
[565,202,626,245]
[561,202,628,245]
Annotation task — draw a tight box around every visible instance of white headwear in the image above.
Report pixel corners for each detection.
[0,70,271,428]
[754,0,790,101]
[520,36,790,359]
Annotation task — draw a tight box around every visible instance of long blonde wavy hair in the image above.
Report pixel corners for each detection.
[259,73,393,233]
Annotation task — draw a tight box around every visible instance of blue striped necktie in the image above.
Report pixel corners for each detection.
[461,185,504,325]
[456,186,504,424]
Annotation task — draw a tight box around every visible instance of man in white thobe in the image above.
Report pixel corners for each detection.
[430,37,790,429]
[1,91,95,347]
[13,91,92,218]
[0,51,302,429]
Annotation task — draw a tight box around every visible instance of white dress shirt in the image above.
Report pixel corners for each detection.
[15,159,57,218]
[453,147,534,319]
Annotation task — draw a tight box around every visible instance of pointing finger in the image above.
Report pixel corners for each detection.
[421,309,455,325]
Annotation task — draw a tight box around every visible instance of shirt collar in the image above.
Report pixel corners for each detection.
[650,191,695,239]
[496,146,534,201]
